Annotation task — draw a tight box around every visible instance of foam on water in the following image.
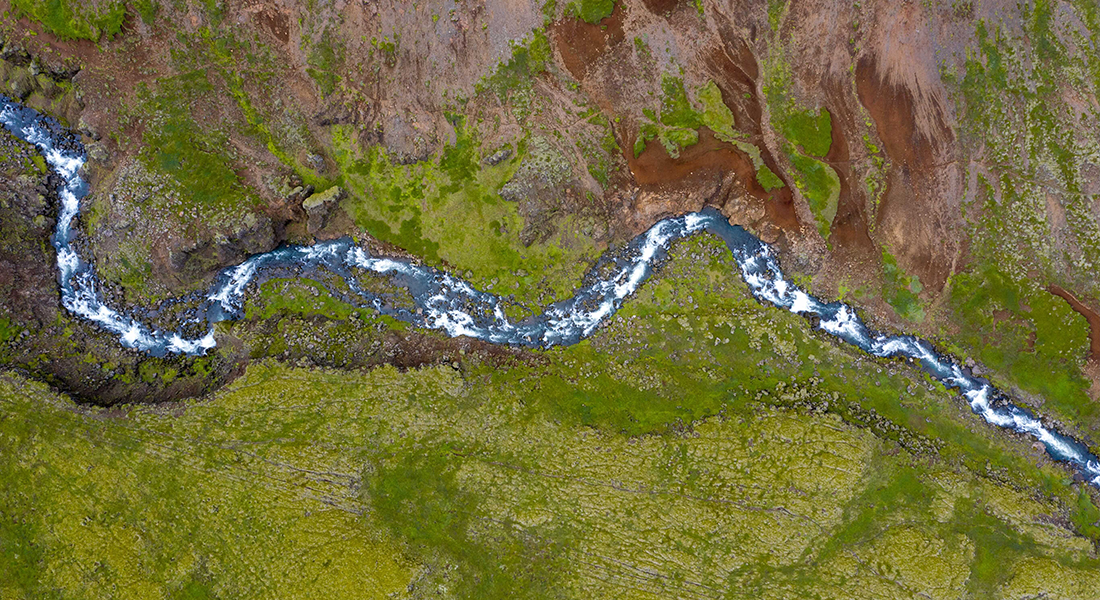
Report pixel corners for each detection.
[2,96,1099,487]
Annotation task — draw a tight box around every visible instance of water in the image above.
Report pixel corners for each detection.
[3,96,1098,487]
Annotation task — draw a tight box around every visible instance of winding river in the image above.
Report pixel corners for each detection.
[3,96,1099,488]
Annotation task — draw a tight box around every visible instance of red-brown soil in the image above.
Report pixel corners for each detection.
[552,3,626,81]
[625,127,799,232]
[855,55,955,291]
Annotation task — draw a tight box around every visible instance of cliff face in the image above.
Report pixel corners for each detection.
[0,0,1098,412]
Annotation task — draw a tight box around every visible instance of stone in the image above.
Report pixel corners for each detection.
[234,212,276,254]
[483,147,512,166]
[303,186,344,234]
[8,67,36,100]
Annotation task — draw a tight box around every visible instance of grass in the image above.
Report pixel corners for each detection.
[786,148,840,239]
[881,247,925,321]
[10,0,126,41]
[567,0,614,23]
[332,120,600,308]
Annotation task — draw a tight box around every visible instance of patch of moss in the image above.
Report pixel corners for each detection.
[881,248,925,321]
[566,0,614,24]
[786,148,840,239]
[478,32,552,121]
[332,121,598,308]
[10,0,126,42]
[306,29,345,97]
[778,107,832,158]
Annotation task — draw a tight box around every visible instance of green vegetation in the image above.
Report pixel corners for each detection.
[634,75,702,159]
[768,0,786,31]
[10,0,126,41]
[477,32,552,121]
[778,106,832,158]
[944,3,1100,297]
[881,248,924,321]
[762,43,840,237]
[945,263,1095,433]
[132,74,259,217]
[332,120,599,307]
[3,234,1099,598]
[307,29,346,97]
[787,149,840,239]
[566,0,614,24]
[133,0,158,25]
[636,78,784,192]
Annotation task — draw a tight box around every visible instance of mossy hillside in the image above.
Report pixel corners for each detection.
[944,261,1095,434]
[934,3,1100,444]
[305,27,345,98]
[3,348,1100,598]
[476,31,553,123]
[0,374,416,600]
[946,2,1100,296]
[331,122,601,309]
[881,247,925,322]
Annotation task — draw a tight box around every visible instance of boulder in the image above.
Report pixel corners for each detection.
[303,186,344,235]
[8,67,35,100]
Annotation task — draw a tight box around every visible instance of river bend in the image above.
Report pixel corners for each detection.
[2,96,1098,487]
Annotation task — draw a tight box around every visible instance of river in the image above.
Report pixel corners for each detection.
[2,95,1098,488]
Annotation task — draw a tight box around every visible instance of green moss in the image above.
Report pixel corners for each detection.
[881,248,925,321]
[332,121,598,307]
[133,0,158,24]
[786,149,839,239]
[756,165,784,191]
[477,32,552,121]
[567,0,614,23]
[307,29,345,96]
[635,76,704,159]
[768,0,786,31]
[778,107,832,158]
[0,316,16,346]
[367,445,568,599]
[133,74,259,217]
[247,278,357,321]
[10,0,126,41]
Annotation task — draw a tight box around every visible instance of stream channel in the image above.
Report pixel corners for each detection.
[3,96,1099,488]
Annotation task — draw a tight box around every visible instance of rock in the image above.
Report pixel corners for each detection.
[8,67,36,100]
[303,186,344,234]
[499,136,572,204]
[86,143,109,163]
[306,153,325,172]
[35,74,59,99]
[234,212,276,255]
[483,147,512,166]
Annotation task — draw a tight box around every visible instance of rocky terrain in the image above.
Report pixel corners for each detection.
[3,0,1100,597]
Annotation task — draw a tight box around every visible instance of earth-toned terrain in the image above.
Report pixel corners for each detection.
[2,0,1100,598]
